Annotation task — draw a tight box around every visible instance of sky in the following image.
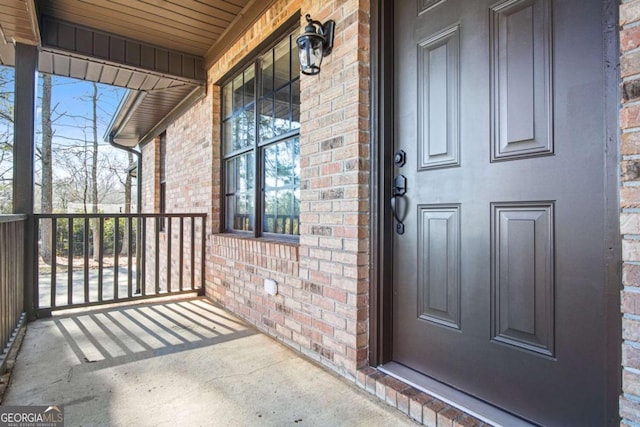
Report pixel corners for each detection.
[35,73,127,150]
[0,64,132,211]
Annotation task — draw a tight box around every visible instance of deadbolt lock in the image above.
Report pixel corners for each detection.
[394,150,406,167]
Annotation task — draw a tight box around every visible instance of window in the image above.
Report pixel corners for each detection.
[222,29,300,238]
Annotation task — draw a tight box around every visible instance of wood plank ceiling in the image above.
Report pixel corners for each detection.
[36,0,251,57]
[0,0,40,64]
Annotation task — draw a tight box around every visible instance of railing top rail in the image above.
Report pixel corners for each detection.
[0,214,28,224]
[34,213,207,219]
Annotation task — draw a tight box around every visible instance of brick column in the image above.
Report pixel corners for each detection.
[621,1,640,424]
[298,0,371,373]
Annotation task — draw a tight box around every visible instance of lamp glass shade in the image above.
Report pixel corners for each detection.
[296,32,325,75]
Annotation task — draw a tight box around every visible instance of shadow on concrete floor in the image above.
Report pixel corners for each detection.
[3,297,417,427]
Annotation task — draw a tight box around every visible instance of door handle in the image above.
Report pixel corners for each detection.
[391,175,406,235]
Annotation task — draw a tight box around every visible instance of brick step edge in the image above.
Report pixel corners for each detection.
[355,367,491,427]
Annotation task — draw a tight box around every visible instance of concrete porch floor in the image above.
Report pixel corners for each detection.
[2,297,417,426]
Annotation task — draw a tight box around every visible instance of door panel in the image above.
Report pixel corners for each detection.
[417,204,461,329]
[491,202,554,356]
[392,0,609,425]
[418,26,460,169]
[491,0,553,160]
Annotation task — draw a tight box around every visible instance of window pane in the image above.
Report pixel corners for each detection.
[236,152,255,193]
[232,74,244,112]
[290,31,300,79]
[259,97,274,142]
[264,144,278,188]
[278,190,293,234]
[224,108,254,152]
[263,190,277,233]
[226,157,235,193]
[274,85,290,136]
[245,107,255,148]
[264,138,300,189]
[244,66,255,106]
[223,84,233,118]
[291,79,300,129]
[226,153,254,232]
[262,137,299,236]
[223,119,234,154]
[274,36,290,90]
[293,188,300,235]
[261,50,274,97]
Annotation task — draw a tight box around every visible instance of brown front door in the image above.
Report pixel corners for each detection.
[392,0,614,425]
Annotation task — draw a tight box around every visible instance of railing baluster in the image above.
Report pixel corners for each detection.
[84,216,89,303]
[114,216,119,300]
[190,217,195,290]
[1,223,6,348]
[0,216,27,373]
[34,218,39,309]
[155,216,160,295]
[179,217,184,292]
[141,217,146,296]
[68,218,73,305]
[51,217,57,308]
[201,216,205,292]
[98,217,104,302]
[127,216,133,298]
[167,217,172,293]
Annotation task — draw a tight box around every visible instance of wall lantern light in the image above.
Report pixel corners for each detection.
[296,14,335,76]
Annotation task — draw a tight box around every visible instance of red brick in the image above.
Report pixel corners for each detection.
[625,263,640,287]
[438,406,464,427]
[622,1,640,27]
[622,104,640,129]
[621,132,640,156]
[409,392,435,424]
[424,399,448,427]
[623,342,640,370]
[622,26,640,52]
[324,287,348,303]
[623,159,640,182]
[622,187,640,208]
[623,51,640,78]
[621,395,640,423]
[624,369,640,396]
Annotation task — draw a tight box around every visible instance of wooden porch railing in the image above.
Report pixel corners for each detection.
[0,215,27,373]
[34,213,206,317]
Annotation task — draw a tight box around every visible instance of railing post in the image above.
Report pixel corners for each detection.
[13,43,39,320]
[200,215,205,295]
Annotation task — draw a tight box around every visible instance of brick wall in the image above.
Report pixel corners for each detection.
[296,0,371,373]
[622,1,640,424]
[194,0,371,376]
[139,96,211,294]
[140,138,159,213]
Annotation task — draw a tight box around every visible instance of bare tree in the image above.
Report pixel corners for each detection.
[90,83,100,259]
[0,67,14,213]
[40,73,53,263]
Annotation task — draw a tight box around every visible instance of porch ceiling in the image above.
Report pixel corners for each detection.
[0,0,40,64]
[36,0,253,58]
[1,0,279,147]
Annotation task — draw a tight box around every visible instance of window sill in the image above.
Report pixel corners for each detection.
[210,233,299,262]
